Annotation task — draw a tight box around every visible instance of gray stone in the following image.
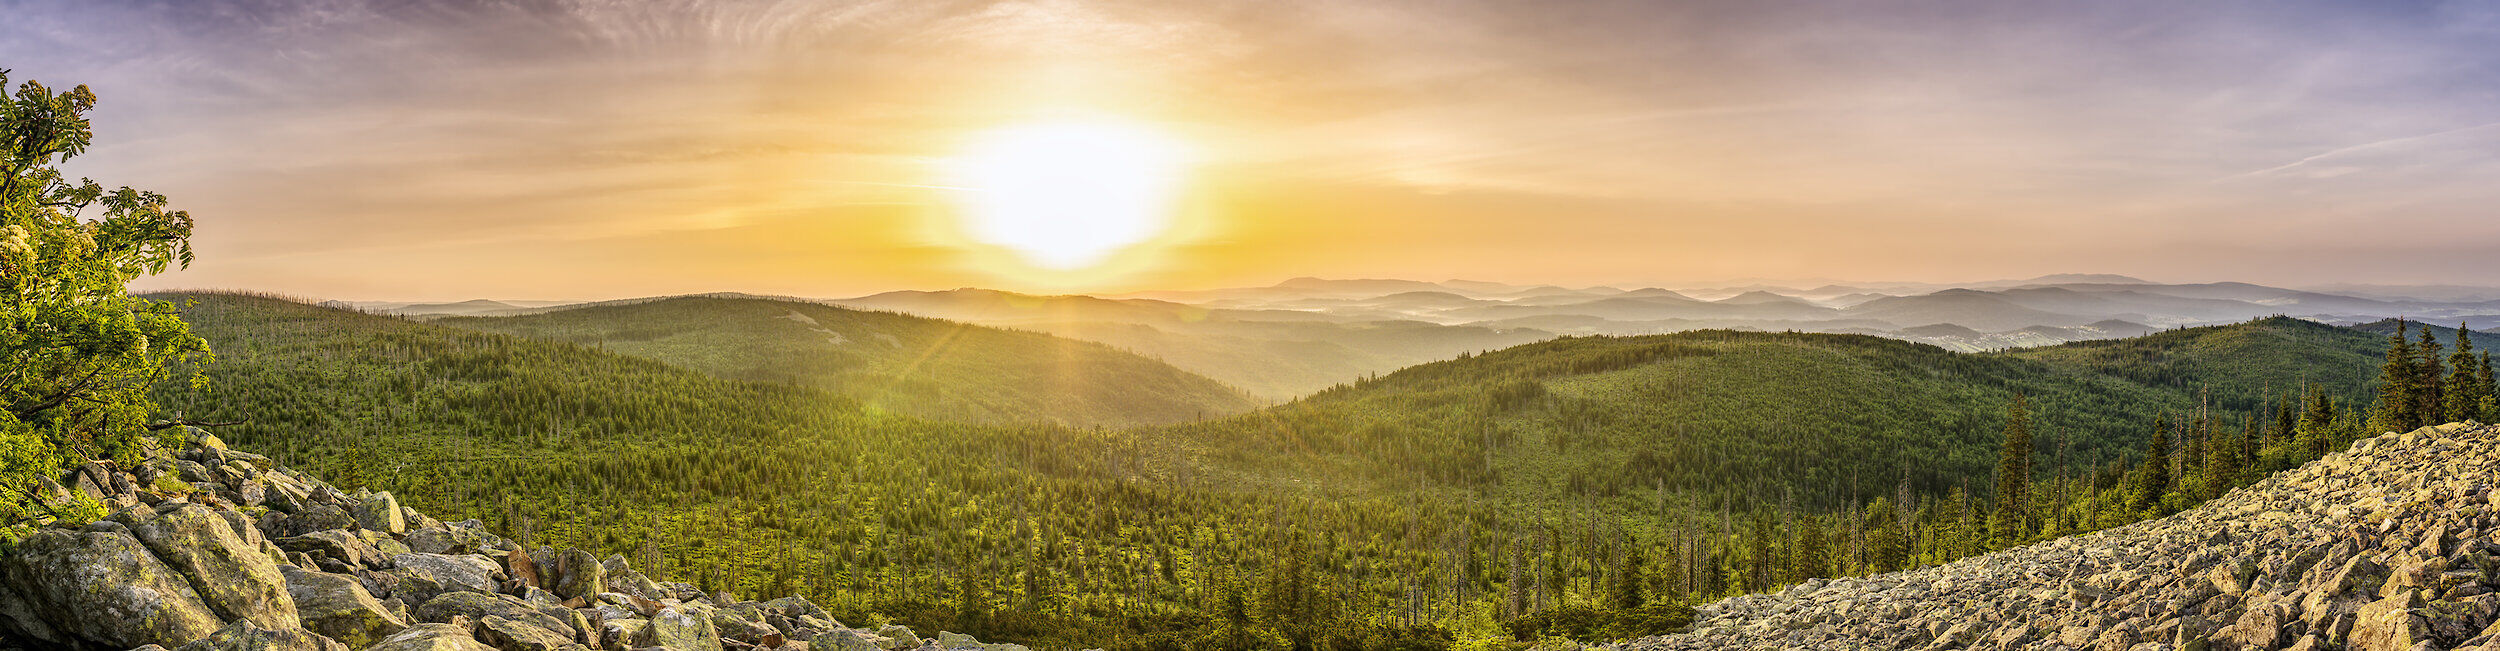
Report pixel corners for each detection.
[365,623,498,651]
[109,503,300,631]
[356,492,407,534]
[170,618,348,651]
[0,527,223,648]
[631,607,722,651]
[282,565,407,648]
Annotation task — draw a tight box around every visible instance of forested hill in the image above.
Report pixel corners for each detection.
[428,294,1258,427]
[1165,318,2383,514]
[2005,315,2389,411]
[134,296,2404,648]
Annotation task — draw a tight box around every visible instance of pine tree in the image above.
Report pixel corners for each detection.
[2202,417,2247,499]
[1608,546,1645,610]
[1789,515,1828,582]
[2482,351,2498,423]
[2446,324,2484,424]
[1988,395,2033,548]
[2370,321,2419,433]
[2294,386,2338,458]
[2131,418,2170,512]
[2269,390,2298,448]
[2416,327,2446,427]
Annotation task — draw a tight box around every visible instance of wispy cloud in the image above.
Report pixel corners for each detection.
[5,0,2500,297]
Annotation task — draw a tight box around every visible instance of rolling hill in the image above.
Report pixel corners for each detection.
[2005,315,2388,411]
[141,292,1515,649]
[136,294,2406,649]
[1164,317,2386,521]
[429,295,1258,427]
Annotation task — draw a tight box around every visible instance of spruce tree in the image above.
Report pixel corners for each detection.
[1608,546,1645,610]
[2131,418,2170,512]
[2446,324,2484,424]
[2416,327,2446,427]
[1988,395,2033,548]
[2482,351,2498,422]
[2370,321,2418,433]
[2295,386,2338,458]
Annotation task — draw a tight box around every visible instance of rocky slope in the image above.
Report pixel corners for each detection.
[0,431,1051,651]
[1612,421,2500,651]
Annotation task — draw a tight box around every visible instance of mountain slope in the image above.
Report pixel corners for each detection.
[2006,315,2387,411]
[1167,318,2386,519]
[2349,318,2500,354]
[432,295,1257,426]
[1612,422,2500,650]
[136,292,1602,649]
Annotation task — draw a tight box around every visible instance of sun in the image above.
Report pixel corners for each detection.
[945,119,1191,269]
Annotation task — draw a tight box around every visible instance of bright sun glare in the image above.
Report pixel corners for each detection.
[947,119,1190,269]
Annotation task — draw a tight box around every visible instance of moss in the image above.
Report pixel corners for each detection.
[151,473,192,495]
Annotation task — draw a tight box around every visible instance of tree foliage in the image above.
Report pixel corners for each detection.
[0,71,206,528]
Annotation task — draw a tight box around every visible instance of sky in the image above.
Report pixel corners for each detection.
[5,0,2500,300]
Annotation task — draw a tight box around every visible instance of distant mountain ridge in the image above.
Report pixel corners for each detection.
[358,276,2500,399]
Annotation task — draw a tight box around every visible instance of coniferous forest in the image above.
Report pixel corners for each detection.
[136,291,2472,650]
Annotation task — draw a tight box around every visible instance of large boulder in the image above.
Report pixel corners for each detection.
[475,614,574,651]
[354,492,406,534]
[275,530,382,570]
[816,629,883,651]
[545,548,604,601]
[281,565,407,647]
[108,503,300,631]
[171,619,347,651]
[599,554,667,602]
[364,623,496,651]
[411,592,577,645]
[390,553,503,605]
[274,504,355,538]
[632,606,723,651]
[0,526,223,648]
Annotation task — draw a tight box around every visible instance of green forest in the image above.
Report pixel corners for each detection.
[133,291,2470,650]
[434,295,1257,427]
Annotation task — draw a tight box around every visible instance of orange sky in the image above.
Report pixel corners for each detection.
[8,1,2500,300]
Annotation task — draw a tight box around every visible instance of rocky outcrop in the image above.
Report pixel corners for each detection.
[0,430,1061,651]
[1611,422,2500,650]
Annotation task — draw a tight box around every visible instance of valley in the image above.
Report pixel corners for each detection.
[132,290,2458,649]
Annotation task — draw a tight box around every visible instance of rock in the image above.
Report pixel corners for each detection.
[171,619,347,651]
[276,504,356,538]
[365,623,499,651]
[476,614,575,651]
[403,527,455,555]
[355,492,407,534]
[2349,594,2430,651]
[0,527,223,648]
[391,553,504,604]
[874,625,920,649]
[412,592,574,640]
[816,629,883,651]
[546,548,605,602]
[109,503,300,631]
[1596,424,2500,651]
[598,617,648,650]
[709,608,779,644]
[275,530,383,569]
[632,607,724,651]
[600,555,668,602]
[281,565,407,647]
